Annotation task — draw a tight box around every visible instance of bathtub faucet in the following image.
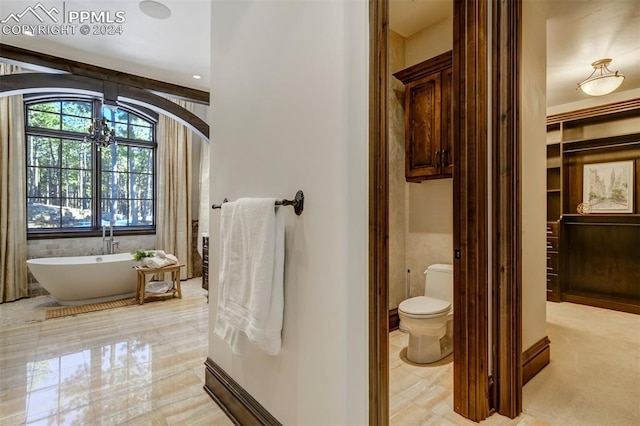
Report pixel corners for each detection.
[102,221,119,255]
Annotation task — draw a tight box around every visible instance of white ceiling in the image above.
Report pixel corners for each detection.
[0,0,210,91]
[0,1,638,107]
[390,0,640,107]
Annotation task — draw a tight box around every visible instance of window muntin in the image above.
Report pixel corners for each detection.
[25,98,155,234]
[100,145,154,226]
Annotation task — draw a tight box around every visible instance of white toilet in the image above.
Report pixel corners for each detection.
[398,263,453,364]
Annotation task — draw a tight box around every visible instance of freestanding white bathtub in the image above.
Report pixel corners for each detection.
[27,252,139,306]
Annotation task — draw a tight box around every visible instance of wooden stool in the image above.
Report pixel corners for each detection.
[134,263,184,305]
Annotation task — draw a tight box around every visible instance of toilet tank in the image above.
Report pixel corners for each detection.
[424,264,453,303]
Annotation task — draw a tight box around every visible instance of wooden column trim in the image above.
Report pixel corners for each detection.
[492,0,522,418]
[369,0,389,424]
[452,0,490,421]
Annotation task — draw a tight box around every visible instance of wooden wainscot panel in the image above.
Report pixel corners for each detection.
[389,308,400,332]
[522,336,551,385]
[204,358,282,426]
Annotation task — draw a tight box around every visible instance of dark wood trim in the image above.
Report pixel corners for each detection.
[562,292,640,315]
[392,50,453,84]
[204,357,282,426]
[0,73,209,141]
[369,0,389,424]
[492,0,522,418]
[389,308,399,332]
[522,336,550,385]
[452,0,491,421]
[0,43,209,104]
[374,0,522,423]
[547,98,640,125]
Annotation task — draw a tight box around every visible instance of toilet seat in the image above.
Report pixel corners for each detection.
[398,296,451,319]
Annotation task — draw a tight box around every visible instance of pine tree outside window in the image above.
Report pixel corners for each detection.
[25,97,156,236]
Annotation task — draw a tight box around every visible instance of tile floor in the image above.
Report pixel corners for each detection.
[389,301,640,425]
[0,278,233,425]
[2,281,639,425]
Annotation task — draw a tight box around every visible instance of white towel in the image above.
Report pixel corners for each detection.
[214,198,285,356]
[141,253,179,268]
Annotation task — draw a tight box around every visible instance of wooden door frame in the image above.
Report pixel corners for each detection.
[368,0,522,423]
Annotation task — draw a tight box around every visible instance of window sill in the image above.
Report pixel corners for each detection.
[27,227,156,240]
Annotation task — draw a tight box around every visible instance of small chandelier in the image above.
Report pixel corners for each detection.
[577,58,625,97]
[85,117,116,148]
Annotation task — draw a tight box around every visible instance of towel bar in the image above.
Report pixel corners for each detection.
[212,190,304,216]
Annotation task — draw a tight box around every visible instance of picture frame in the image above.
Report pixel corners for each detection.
[582,160,634,213]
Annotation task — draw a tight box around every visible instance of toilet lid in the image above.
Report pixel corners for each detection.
[398,296,451,316]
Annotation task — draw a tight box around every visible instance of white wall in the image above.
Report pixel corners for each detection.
[521,0,548,350]
[208,1,368,424]
[388,30,408,308]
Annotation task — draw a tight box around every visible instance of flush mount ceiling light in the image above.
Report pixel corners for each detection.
[139,1,172,19]
[577,58,625,96]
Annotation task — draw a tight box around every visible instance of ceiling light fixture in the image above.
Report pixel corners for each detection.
[577,58,625,96]
[85,117,116,149]
[139,1,172,19]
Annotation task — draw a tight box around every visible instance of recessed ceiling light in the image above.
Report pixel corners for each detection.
[192,75,201,80]
[139,1,171,20]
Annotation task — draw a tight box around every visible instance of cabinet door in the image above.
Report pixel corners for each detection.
[441,67,453,176]
[405,73,442,181]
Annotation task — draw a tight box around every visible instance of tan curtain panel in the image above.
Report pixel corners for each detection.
[0,63,28,302]
[156,100,195,280]
[197,138,210,256]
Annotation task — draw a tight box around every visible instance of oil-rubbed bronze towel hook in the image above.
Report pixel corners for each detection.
[212,190,304,216]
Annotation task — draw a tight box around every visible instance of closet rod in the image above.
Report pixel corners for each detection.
[211,190,304,216]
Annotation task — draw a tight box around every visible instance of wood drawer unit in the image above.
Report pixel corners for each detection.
[546,221,560,302]
[202,236,209,291]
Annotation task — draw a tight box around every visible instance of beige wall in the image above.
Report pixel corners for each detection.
[405,16,454,68]
[388,19,454,309]
[208,1,368,424]
[521,0,548,350]
[388,30,408,308]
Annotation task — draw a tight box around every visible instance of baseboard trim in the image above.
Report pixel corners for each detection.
[522,336,550,385]
[389,308,400,332]
[204,357,282,426]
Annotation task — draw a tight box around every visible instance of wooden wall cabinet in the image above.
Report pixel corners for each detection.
[394,51,453,182]
[546,99,640,313]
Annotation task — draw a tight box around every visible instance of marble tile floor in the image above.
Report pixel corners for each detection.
[0,278,233,425]
[3,282,638,425]
[390,301,640,425]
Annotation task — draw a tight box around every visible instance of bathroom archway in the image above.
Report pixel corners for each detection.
[368,0,522,423]
[0,72,209,142]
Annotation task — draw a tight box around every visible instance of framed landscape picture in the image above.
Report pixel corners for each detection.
[582,160,634,213]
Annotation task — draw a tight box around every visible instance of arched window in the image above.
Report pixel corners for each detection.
[25,97,156,235]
